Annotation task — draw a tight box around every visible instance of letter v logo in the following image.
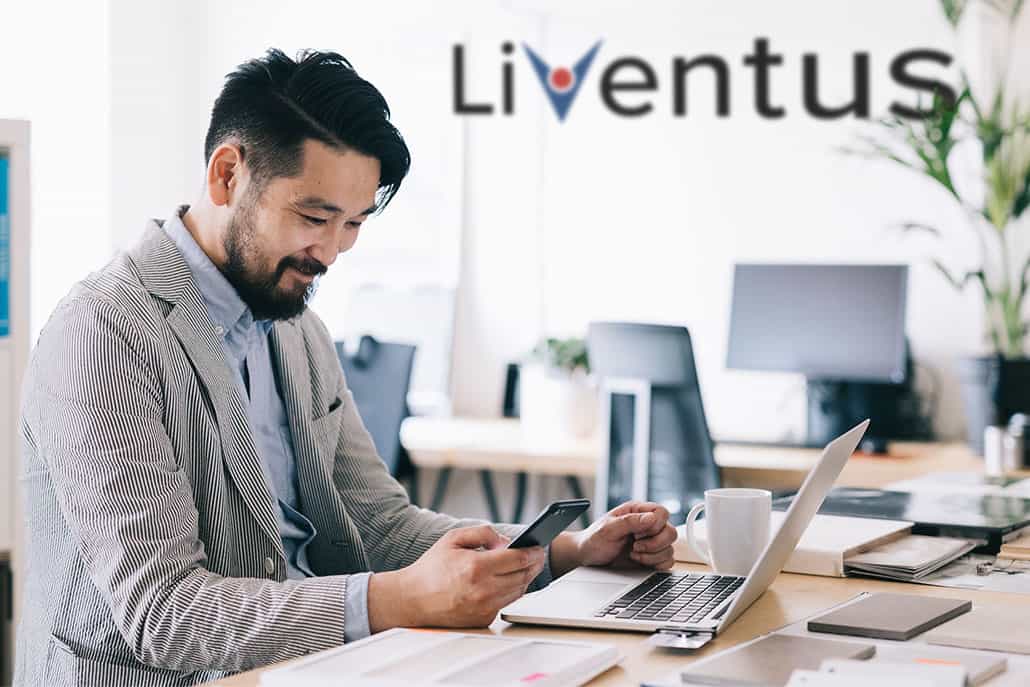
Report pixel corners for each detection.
[522,41,603,122]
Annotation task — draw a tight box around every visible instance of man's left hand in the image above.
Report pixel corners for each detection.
[550,501,677,578]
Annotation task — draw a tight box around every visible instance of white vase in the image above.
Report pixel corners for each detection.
[518,363,597,445]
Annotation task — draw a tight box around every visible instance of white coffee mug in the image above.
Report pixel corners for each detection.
[684,488,772,576]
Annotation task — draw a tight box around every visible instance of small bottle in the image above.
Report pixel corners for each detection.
[984,425,1006,477]
[1008,414,1028,469]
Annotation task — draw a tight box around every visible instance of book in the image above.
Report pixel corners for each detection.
[675,512,912,577]
[924,605,1030,654]
[871,644,1008,686]
[817,658,967,687]
[259,628,620,687]
[843,535,978,581]
[998,532,1030,561]
[807,592,971,641]
[676,634,875,687]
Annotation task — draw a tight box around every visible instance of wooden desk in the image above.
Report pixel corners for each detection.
[206,564,1030,687]
[400,417,988,509]
[203,423,1025,686]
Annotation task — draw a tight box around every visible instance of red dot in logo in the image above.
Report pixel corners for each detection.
[549,67,574,92]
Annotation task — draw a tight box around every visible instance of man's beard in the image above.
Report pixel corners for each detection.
[220,199,327,321]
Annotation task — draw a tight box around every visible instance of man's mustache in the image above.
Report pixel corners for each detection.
[277,256,328,279]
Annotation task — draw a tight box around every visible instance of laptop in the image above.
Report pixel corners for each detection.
[501,420,869,646]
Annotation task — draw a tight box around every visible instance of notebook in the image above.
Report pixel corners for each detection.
[871,644,1008,686]
[843,535,978,581]
[818,658,966,687]
[259,628,620,687]
[675,512,912,578]
[806,593,971,641]
[998,533,1030,560]
[675,634,875,687]
[924,605,1030,654]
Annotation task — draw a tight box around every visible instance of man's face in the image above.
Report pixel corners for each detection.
[222,139,380,320]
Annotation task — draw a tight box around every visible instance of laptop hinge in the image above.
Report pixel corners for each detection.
[648,629,715,650]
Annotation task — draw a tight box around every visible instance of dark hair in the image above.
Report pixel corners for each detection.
[204,48,410,210]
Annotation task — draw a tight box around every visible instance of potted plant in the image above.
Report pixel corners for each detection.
[851,0,1030,453]
[518,337,597,443]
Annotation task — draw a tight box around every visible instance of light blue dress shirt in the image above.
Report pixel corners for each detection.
[164,207,371,641]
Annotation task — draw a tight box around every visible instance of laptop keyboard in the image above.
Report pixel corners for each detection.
[593,572,744,624]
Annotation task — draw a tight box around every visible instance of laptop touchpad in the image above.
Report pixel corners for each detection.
[542,581,627,616]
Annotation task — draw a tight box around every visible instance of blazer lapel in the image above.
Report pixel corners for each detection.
[270,321,369,572]
[268,321,330,476]
[130,220,286,562]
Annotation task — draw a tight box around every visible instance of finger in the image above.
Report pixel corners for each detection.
[446,524,504,550]
[608,500,648,517]
[494,583,531,612]
[478,546,544,575]
[485,533,511,551]
[632,505,671,537]
[631,548,675,569]
[603,511,664,540]
[632,524,678,553]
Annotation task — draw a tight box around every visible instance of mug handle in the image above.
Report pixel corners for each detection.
[684,501,712,567]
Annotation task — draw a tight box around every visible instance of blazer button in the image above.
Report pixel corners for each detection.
[263,557,275,575]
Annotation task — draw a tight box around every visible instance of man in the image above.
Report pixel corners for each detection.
[16,49,676,686]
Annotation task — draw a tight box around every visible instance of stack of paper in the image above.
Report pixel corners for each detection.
[998,533,1030,561]
[260,628,621,687]
[843,535,978,582]
[786,658,967,687]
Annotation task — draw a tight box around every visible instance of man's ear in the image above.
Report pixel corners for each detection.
[206,142,244,207]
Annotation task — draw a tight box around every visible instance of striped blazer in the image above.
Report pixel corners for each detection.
[15,220,500,686]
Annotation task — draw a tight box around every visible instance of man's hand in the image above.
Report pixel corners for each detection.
[368,525,546,632]
[550,501,677,578]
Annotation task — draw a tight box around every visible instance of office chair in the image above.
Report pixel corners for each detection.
[587,322,721,525]
[335,336,419,498]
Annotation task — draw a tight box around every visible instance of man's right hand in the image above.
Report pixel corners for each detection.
[367,525,546,632]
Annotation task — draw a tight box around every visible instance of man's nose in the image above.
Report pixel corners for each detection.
[306,235,338,269]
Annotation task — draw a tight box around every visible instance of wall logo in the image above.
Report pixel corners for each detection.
[522,41,602,122]
[452,38,956,122]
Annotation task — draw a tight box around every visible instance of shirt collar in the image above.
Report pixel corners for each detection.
[162,205,269,337]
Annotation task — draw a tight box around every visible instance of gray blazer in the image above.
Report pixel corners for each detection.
[16,220,501,686]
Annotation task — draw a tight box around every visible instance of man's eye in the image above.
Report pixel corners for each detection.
[347,222,363,230]
[302,215,328,226]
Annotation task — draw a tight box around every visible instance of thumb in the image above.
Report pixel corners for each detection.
[446,524,505,550]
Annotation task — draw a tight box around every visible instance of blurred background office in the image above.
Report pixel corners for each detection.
[2,0,1030,568]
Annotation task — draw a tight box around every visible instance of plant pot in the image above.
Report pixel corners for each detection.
[958,355,1030,455]
[518,363,597,445]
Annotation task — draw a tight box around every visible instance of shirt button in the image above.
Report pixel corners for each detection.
[263,557,275,575]
[214,325,225,336]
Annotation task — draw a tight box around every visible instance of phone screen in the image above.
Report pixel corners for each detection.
[507,499,590,549]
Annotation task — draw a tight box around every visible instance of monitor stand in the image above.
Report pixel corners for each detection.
[806,378,917,451]
[718,379,916,454]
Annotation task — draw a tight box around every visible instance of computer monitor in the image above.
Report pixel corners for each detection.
[726,264,919,447]
[727,264,908,383]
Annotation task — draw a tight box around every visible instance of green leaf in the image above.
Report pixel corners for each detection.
[940,0,967,26]
[932,260,990,298]
[897,221,943,238]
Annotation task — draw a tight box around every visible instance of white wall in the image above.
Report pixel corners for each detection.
[100,1,1030,454]
[0,0,112,338]
[108,0,208,251]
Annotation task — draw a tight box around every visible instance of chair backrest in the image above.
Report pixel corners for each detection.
[341,284,455,416]
[335,335,417,476]
[587,322,721,524]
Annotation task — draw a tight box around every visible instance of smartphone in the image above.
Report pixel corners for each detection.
[507,499,590,549]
